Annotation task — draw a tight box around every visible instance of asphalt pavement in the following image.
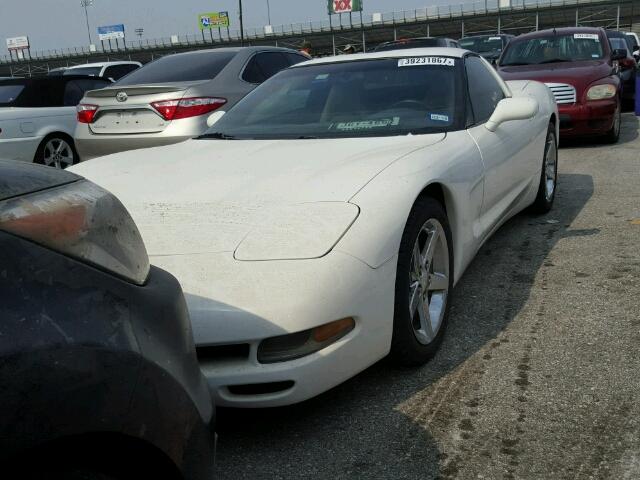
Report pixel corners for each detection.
[215,113,640,480]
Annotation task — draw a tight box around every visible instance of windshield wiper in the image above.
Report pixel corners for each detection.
[500,62,532,66]
[197,132,237,140]
[536,58,571,64]
[296,135,319,139]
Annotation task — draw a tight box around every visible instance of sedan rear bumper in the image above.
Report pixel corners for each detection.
[75,130,193,160]
[558,99,618,137]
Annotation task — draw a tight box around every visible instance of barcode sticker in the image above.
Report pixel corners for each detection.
[398,57,455,67]
[574,33,599,41]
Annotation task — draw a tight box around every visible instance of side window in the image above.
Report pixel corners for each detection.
[104,64,138,80]
[285,53,308,66]
[63,79,110,106]
[18,81,63,107]
[242,52,290,84]
[465,55,505,124]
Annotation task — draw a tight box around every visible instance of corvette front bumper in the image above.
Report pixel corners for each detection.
[150,251,397,407]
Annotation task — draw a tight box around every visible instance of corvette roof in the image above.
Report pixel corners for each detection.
[293,47,468,68]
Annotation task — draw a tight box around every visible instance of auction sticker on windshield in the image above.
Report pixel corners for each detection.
[574,33,599,41]
[398,57,455,67]
[331,117,401,131]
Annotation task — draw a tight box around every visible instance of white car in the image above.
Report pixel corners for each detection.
[0,76,111,167]
[70,48,558,407]
[48,61,142,81]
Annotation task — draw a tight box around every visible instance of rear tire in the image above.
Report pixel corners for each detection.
[34,134,78,169]
[390,196,454,366]
[530,123,558,214]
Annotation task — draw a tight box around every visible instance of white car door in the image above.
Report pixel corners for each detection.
[464,56,533,233]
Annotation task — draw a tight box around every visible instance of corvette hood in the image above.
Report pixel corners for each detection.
[71,134,444,256]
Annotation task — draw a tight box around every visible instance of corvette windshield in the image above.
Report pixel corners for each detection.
[501,33,604,65]
[201,58,462,140]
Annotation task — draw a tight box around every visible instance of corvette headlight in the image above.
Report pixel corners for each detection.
[586,84,617,101]
[0,180,149,285]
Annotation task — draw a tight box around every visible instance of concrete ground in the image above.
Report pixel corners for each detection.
[215,113,640,480]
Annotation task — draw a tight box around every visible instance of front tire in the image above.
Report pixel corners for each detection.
[390,197,453,366]
[603,99,621,144]
[530,123,558,214]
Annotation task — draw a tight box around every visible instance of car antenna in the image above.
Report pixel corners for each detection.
[553,28,556,35]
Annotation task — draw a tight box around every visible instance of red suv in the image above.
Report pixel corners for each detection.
[498,27,625,143]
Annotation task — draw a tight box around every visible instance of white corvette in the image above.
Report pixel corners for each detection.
[70,48,558,407]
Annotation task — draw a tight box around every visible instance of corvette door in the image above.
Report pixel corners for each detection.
[464,56,533,225]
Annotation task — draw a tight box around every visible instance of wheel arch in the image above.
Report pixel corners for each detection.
[413,181,459,279]
[33,131,79,164]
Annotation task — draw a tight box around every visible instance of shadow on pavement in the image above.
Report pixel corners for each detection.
[214,174,595,480]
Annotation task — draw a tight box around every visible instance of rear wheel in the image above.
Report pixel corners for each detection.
[391,197,453,366]
[603,99,621,144]
[530,123,558,214]
[34,134,77,169]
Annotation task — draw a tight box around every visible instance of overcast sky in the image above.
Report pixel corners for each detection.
[0,0,472,56]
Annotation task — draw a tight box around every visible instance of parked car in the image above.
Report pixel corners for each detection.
[0,159,215,479]
[459,34,514,63]
[48,61,142,81]
[71,47,558,408]
[374,37,460,51]
[607,30,637,105]
[498,27,624,142]
[624,31,640,54]
[0,76,112,167]
[75,47,309,160]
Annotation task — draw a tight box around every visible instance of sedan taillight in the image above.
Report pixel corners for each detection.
[150,97,227,121]
[77,104,99,123]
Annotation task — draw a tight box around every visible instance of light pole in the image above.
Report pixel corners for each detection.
[238,0,244,45]
[80,0,93,45]
[266,0,271,25]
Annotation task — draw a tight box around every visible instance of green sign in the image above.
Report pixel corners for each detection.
[328,0,363,14]
[198,11,230,30]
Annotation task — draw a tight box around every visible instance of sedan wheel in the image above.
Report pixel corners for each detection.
[530,123,558,214]
[391,196,453,366]
[39,137,75,169]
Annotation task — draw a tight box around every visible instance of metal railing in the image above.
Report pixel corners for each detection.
[0,0,628,64]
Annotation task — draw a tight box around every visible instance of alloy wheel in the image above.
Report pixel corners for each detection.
[544,134,557,202]
[43,138,74,169]
[408,218,450,345]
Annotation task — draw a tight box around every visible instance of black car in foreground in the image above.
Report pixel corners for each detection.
[373,36,459,51]
[0,161,215,480]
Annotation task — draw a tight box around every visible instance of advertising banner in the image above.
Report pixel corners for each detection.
[6,36,29,51]
[328,0,363,14]
[97,24,125,41]
[198,12,230,30]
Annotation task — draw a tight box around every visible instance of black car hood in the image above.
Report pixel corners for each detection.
[0,160,79,201]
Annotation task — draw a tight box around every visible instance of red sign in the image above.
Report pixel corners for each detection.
[334,0,352,14]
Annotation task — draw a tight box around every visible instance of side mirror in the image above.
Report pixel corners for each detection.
[485,97,538,132]
[611,48,627,61]
[206,110,226,128]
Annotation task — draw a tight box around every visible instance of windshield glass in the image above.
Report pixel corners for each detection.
[501,33,604,65]
[115,51,235,85]
[609,38,629,54]
[64,67,102,76]
[202,57,462,140]
[0,84,25,105]
[460,36,504,55]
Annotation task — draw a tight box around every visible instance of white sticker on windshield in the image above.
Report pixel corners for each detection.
[333,117,400,131]
[398,57,455,67]
[430,113,449,122]
[574,33,599,41]
[489,37,502,41]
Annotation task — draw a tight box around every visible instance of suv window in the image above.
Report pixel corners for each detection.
[465,56,505,124]
[116,51,235,85]
[63,79,110,106]
[242,52,291,84]
[103,64,139,80]
[0,85,25,105]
